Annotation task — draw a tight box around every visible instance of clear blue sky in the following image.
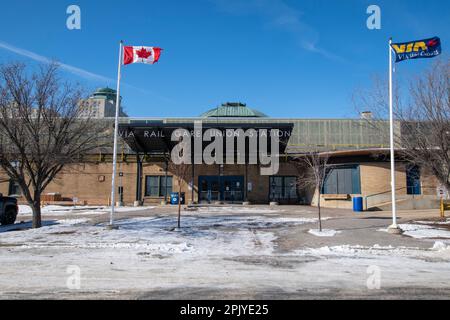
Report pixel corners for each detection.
[0,0,448,118]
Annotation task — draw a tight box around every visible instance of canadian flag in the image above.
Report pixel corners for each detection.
[123,46,162,65]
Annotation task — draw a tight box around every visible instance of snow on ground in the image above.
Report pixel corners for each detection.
[415,219,450,225]
[400,224,450,239]
[56,218,91,225]
[308,229,340,237]
[293,243,450,259]
[379,223,450,239]
[18,205,154,216]
[432,241,449,251]
[0,215,323,256]
[2,212,450,298]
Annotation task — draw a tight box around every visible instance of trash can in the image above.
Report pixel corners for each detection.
[353,196,364,212]
[170,192,179,205]
[170,192,185,205]
[180,192,185,205]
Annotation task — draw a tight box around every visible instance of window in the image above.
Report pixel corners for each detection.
[145,176,172,197]
[270,176,298,200]
[8,180,21,196]
[323,165,361,195]
[406,165,421,195]
[160,175,173,197]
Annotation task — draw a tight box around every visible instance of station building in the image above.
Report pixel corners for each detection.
[0,97,441,210]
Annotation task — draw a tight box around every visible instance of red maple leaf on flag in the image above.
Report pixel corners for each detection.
[427,39,438,47]
[136,47,152,59]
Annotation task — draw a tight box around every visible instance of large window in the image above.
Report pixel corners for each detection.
[270,176,298,201]
[145,176,172,197]
[8,180,21,196]
[406,165,421,195]
[323,165,361,195]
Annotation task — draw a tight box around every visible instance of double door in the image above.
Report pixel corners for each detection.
[199,176,244,203]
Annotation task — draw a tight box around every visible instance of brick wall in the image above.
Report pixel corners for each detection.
[0,159,440,208]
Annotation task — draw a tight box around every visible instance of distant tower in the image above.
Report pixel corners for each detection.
[79,87,128,118]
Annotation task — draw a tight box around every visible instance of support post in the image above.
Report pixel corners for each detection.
[191,163,195,204]
[109,40,123,229]
[135,153,143,205]
[244,163,249,203]
[164,159,169,204]
[387,38,402,235]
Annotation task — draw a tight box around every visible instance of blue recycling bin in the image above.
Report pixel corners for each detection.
[170,192,185,205]
[353,196,364,212]
[170,192,179,205]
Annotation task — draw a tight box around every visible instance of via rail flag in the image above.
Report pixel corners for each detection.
[123,46,162,65]
[391,37,441,63]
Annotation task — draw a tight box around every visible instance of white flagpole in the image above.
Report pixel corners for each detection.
[109,40,123,228]
[388,38,402,234]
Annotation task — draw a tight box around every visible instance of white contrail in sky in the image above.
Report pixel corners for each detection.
[0,40,173,103]
[0,40,113,83]
[210,0,347,63]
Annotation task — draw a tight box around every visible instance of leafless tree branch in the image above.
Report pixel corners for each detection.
[0,62,110,228]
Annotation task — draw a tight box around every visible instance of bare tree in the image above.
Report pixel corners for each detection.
[168,161,191,229]
[354,59,450,191]
[294,151,330,232]
[0,62,108,228]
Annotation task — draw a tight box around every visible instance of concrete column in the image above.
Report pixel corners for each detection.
[135,154,143,204]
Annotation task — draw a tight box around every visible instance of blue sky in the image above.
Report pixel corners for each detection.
[0,0,448,118]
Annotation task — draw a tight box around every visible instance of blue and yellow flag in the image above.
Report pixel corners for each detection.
[391,37,441,63]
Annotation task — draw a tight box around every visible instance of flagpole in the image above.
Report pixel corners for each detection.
[109,40,123,229]
[388,38,402,234]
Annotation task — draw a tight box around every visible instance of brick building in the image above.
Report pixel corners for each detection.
[0,102,441,210]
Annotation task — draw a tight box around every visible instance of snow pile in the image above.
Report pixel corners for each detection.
[292,242,450,261]
[399,224,450,239]
[378,224,450,239]
[56,218,90,225]
[295,245,412,257]
[415,219,450,225]
[308,229,340,237]
[432,241,450,251]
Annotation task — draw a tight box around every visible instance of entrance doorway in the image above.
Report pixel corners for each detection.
[199,176,244,203]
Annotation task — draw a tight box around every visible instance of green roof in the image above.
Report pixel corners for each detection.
[91,87,119,101]
[96,87,116,94]
[200,102,268,118]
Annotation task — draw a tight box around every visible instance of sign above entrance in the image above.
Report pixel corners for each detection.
[119,121,294,175]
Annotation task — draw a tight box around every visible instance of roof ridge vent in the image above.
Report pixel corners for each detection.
[222,102,246,107]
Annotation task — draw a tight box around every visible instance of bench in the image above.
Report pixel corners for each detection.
[322,194,349,200]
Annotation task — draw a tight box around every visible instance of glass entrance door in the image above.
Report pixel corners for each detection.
[222,176,244,202]
[198,176,244,203]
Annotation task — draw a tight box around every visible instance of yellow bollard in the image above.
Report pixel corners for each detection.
[440,198,449,219]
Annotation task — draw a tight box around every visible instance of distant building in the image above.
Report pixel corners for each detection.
[79,87,128,118]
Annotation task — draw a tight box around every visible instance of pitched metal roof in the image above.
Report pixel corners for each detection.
[200,102,268,118]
